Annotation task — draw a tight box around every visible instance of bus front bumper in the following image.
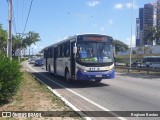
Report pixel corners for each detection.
[76,70,115,81]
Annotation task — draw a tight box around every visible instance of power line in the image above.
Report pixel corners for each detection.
[16,0,19,33]
[22,0,25,32]
[22,0,34,35]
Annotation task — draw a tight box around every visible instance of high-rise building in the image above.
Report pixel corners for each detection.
[136,18,140,46]
[143,3,154,45]
[137,8,144,46]
[136,3,154,47]
[156,0,160,44]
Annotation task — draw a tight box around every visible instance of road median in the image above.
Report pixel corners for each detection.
[0,69,82,120]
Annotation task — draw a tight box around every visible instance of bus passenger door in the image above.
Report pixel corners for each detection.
[54,47,57,74]
[71,41,75,78]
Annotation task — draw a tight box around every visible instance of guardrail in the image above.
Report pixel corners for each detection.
[115,66,160,75]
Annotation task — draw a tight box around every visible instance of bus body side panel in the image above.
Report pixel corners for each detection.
[56,58,70,77]
[47,58,53,72]
[54,47,57,74]
[63,58,70,76]
[56,58,63,76]
[50,58,54,73]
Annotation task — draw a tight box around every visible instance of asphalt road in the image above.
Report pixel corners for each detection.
[23,61,160,120]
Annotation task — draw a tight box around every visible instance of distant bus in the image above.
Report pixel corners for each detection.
[44,34,115,82]
[143,56,160,68]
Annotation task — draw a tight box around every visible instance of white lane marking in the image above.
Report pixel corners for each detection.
[30,74,91,120]
[27,63,127,120]
[47,87,91,120]
[25,64,91,120]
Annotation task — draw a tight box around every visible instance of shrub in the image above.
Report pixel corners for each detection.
[115,57,123,62]
[0,53,22,102]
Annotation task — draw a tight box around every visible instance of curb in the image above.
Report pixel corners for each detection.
[25,68,92,120]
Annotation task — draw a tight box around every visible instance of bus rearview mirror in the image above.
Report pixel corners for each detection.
[73,46,77,54]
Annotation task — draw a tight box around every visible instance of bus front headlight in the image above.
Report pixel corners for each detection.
[106,64,114,71]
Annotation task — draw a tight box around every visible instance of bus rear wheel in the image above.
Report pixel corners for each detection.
[65,70,71,82]
[49,65,51,73]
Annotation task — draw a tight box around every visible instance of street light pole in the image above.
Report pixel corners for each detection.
[129,0,134,68]
[7,0,12,60]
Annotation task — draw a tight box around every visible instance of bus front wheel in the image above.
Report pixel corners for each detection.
[95,79,102,83]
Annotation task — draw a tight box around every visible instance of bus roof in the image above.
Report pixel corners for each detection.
[43,34,112,50]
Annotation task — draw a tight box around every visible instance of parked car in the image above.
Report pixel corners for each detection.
[34,59,45,66]
[131,62,143,67]
[29,58,37,64]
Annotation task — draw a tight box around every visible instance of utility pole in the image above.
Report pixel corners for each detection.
[129,0,134,68]
[7,0,12,60]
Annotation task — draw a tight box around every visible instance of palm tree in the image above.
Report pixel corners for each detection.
[23,31,40,58]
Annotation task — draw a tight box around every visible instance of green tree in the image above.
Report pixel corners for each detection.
[12,35,23,56]
[0,52,22,103]
[23,31,40,57]
[113,40,129,53]
[146,26,160,45]
[0,24,7,53]
[146,2,160,45]
[132,50,136,54]
[137,47,143,54]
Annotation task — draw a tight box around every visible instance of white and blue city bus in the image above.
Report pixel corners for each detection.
[143,56,160,68]
[44,34,115,82]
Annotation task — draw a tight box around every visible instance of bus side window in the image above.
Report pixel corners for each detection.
[62,44,65,57]
[48,48,50,58]
[60,44,63,57]
[58,46,61,58]
[51,47,54,58]
[65,42,70,57]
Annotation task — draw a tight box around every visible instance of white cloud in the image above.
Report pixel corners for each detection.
[100,26,105,32]
[108,19,113,25]
[126,35,136,47]
[126,2,138,10]
[126,2,132,8]
[114,2,138,10]
[87,0,99,7]
[114,3,123,9]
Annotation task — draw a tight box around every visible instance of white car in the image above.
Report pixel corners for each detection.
[29,58,37,64]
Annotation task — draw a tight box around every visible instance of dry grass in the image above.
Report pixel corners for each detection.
[0,70,81,120]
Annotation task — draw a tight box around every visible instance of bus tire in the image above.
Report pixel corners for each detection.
[95,79,102,83]
[49,65,52,74]
[65,70,71,82]
[48,65,51,72]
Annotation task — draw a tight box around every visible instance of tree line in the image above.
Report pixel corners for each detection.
[0,24,130,56]
[0,24,40,56]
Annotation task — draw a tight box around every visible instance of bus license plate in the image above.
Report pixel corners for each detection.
[96,75,102,77]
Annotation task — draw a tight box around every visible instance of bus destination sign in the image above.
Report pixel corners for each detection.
[77,35,113,43]
[83,36,105,41]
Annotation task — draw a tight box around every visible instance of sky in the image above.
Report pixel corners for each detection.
[0,0,157,55]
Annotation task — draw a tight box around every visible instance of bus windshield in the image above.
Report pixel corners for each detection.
[76,42,114,63]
